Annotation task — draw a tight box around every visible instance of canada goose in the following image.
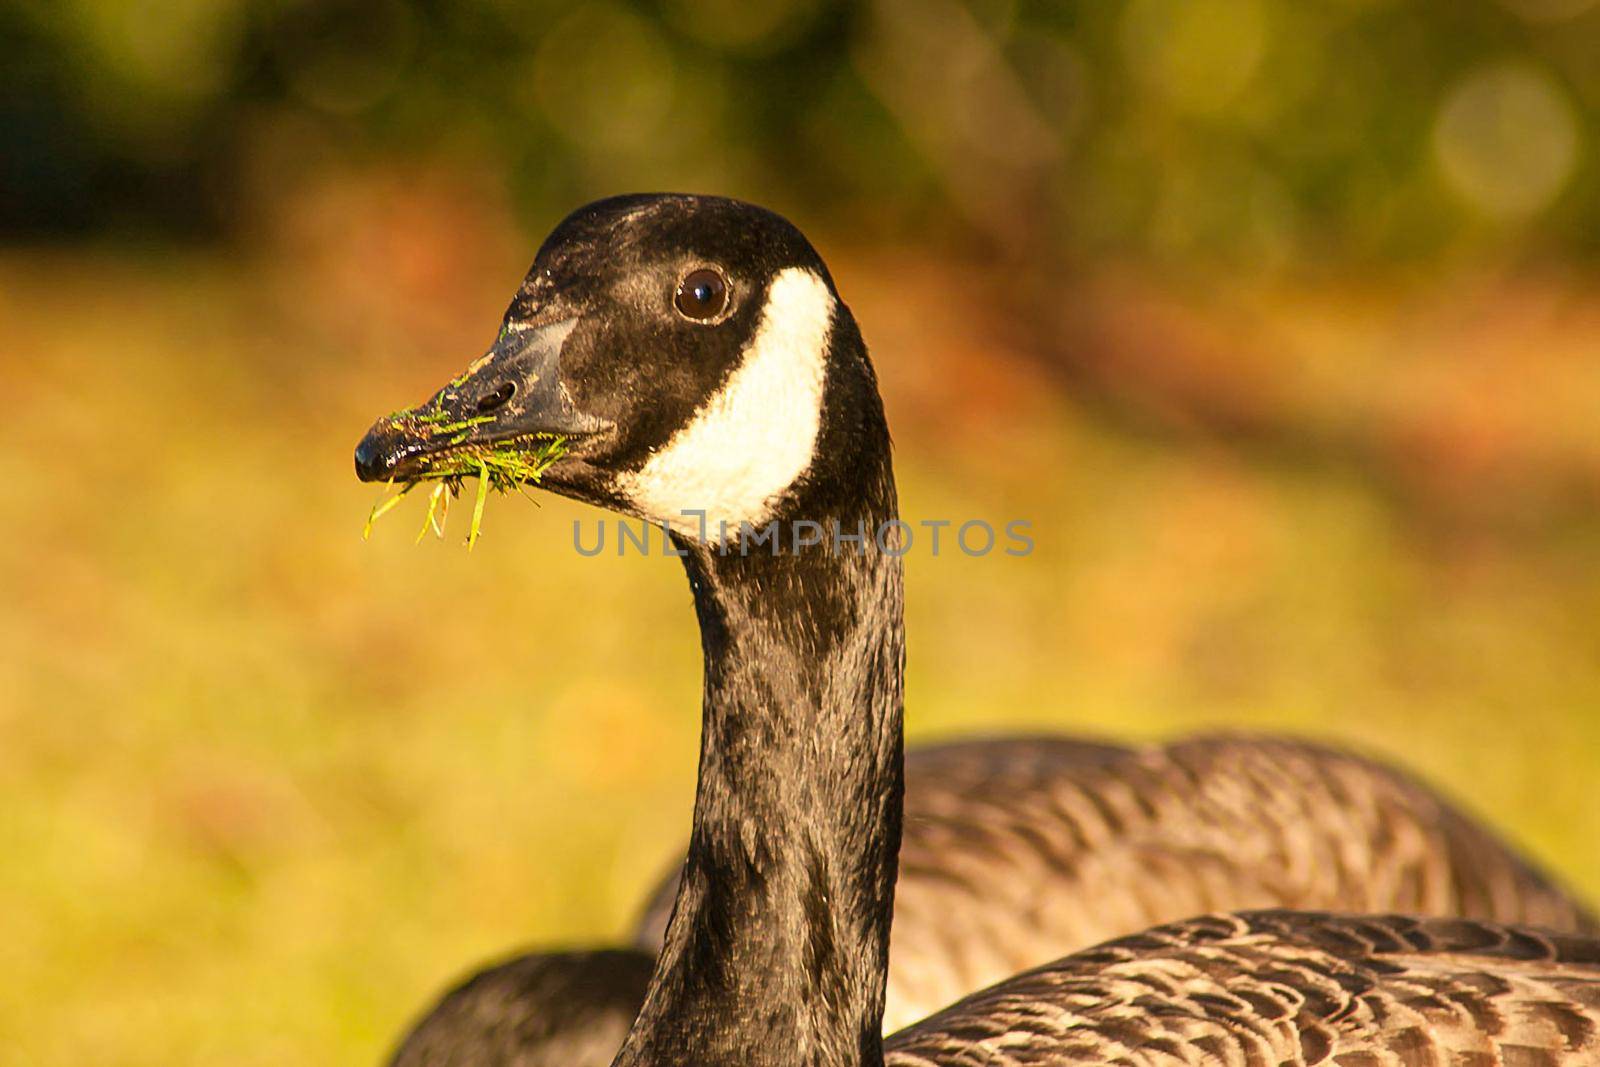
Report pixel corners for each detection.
[636,733,1597,1023]
[358,194,1600,1067]
[390,949,653,1067]
[390,734,1595,1067]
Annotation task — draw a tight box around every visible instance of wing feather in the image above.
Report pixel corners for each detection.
[886,913,1600,1067]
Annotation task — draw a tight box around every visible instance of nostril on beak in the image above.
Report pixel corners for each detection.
[476,382,516,414]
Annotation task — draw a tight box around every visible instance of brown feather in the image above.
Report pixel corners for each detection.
[632,735,1594,1032]
[885,912,1600,1067]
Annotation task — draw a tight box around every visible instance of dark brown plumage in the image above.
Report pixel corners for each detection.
[631,734,1594,1033]
[392,730,1593,1065]
[390,950,653,1067]
[886,911,1600,1067]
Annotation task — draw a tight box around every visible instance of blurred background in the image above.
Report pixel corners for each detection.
[3,0,1598,1062]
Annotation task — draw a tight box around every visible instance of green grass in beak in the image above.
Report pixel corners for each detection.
[362,435,567,549]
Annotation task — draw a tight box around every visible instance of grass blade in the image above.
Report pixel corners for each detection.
[363,481,412,540]
[416,483,448,544]
[467,457,490,550]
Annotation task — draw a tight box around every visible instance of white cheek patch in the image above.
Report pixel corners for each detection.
[618,267,834,541]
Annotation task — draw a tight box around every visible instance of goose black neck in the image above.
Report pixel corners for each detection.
[615,376,905,1067]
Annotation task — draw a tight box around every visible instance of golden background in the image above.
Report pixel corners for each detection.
[2,0,1597,1062]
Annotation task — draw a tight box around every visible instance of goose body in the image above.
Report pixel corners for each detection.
[359,194,1600,1067]
[632,733,1593,1034]
[393,950,653,1067]
[886,910,1600,1067]
[392,735,1592,1067]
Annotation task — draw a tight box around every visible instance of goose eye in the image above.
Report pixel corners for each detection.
[674,268,729,322]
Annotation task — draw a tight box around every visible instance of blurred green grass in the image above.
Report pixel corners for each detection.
[2,230,1597,1065]
[7,0,1598,263]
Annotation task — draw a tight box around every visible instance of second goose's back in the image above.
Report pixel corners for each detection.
[625,734,1593,1032]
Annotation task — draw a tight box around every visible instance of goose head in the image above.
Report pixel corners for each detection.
[354,193,888,544]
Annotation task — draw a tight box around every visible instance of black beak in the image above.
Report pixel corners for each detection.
[354,317,608,483]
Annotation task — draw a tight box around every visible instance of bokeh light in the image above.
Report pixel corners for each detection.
[663,0,823,54]
[1121,0,1269,116]
[530,3,682,154]
[1434,61,1581,220]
